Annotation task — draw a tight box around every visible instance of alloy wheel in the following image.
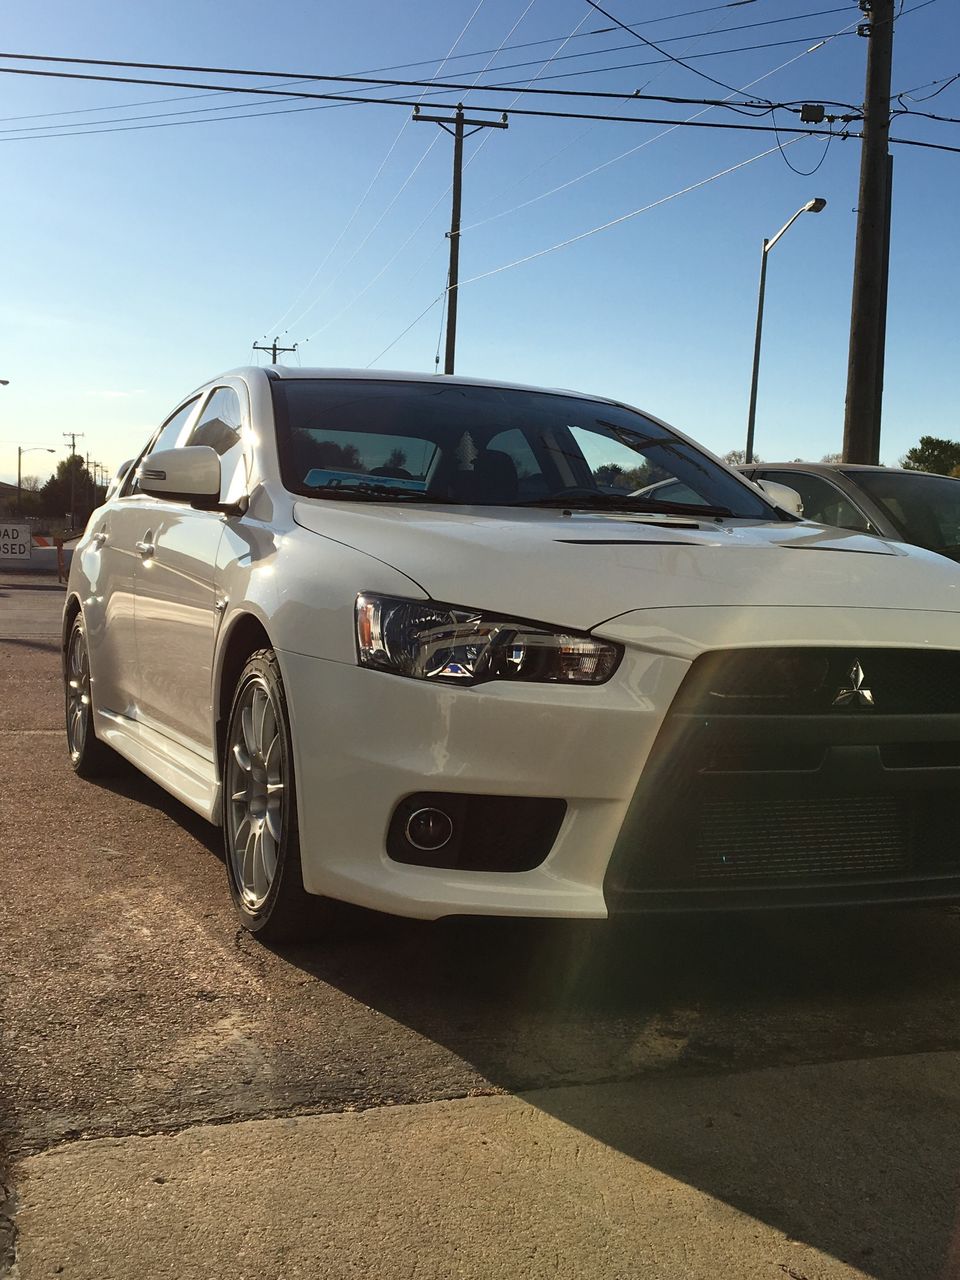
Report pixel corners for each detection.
[226,677,285,910]
[66,625,91,763]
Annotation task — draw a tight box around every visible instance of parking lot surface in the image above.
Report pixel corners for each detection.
[2,576,960,1278]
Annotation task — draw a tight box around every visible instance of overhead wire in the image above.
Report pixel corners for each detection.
[0,50,849,112]
[264,0,490,337]
[0,67,862,136]
[306,4,600,355]
[0,8,855,128]
[458,5,850,235]
[582,0,767,101]
[288,0,544,344]
[458,138,805,289]
[369,134,806,367]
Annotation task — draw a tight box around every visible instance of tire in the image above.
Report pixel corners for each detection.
[222,648,327,942]
[65,614,117,778]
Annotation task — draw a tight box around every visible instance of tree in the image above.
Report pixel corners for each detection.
[38,454,104,525]
[722,449,761,467]
[820,452,843,465]
[900,436,960,475]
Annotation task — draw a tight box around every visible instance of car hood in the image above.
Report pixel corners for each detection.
[292,501,960,632]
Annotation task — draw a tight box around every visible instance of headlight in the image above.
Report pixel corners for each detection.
[355,594,622,686]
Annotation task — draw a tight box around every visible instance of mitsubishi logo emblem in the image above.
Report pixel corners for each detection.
[832,660,875,708]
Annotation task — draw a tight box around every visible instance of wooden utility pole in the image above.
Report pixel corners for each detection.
[63,431,84,530]
[843,0,894,464]
[413,104,508,375]
[253,337,298,364]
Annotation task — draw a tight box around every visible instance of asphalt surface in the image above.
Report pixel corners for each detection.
[3,575,960,1277]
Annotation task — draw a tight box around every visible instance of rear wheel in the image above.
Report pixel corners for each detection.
[65,615,116,778]
[223,648,327,942]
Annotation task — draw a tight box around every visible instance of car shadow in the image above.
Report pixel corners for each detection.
[277,906,960,1279]
[90,767,225,862]
[77,763,960,1277]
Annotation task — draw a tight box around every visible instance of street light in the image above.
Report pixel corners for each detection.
[744,197,827,465]
[17,446,56,517]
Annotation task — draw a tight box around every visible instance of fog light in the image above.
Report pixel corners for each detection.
[404,807,454,851]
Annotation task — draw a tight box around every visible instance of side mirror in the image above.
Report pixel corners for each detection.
[754,478,804,517]
[137,446,221,506]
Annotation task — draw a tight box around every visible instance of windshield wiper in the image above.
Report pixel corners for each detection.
[517,493,733,518]
[302,484,453,503]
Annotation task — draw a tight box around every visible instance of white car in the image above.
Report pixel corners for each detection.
[64,368,960,940]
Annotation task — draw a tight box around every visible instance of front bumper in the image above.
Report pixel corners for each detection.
[277,645,687,918]
[278,605,960,920]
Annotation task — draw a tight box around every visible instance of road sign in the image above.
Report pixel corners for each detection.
[0,523,32,560]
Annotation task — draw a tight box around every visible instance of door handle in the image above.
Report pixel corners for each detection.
[92,528,108,548]
[135,538,156,559]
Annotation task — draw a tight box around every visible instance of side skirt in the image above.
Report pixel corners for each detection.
[95,707,221,824]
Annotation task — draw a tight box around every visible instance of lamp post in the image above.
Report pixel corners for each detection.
[744,197,827,465]
[17,446,56,517]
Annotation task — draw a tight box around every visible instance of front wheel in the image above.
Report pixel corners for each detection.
[223,648,328,942]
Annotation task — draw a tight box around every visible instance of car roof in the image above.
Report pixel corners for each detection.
[744,462,930,477]
[216,365,628,406]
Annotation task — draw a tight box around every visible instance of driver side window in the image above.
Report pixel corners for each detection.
[124,398,200,497]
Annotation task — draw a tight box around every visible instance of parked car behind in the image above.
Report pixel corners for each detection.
[64,369,960,941]
[739,463,960,563]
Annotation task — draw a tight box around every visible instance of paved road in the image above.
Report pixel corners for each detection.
[3,577,960,1277]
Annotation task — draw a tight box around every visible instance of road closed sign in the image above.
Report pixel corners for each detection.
[0,523,32,560]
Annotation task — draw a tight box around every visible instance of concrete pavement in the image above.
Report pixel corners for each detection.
[14,1054,960,1280]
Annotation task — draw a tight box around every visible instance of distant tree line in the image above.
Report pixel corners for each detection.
[4,454,107,526]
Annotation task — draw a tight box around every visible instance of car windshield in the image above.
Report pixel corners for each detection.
[271,379,775,519]
[845,469,960,560]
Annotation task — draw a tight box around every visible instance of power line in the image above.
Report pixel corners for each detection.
[264,0,491,337]
[276,0,538,339]
[0,51,846,112]
[0,10,853,128]
[0,36,868,142]
[460,16,861,236]
[457,138,805,289]
[582,0,762,101]
[299,7,596,351]
[368,134,804,366]
[367,293,445,369]
[0,66,860,136]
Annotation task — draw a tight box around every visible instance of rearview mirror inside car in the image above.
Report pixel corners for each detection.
[137,446,221,506]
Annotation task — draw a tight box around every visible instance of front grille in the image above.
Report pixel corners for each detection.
[605,646,960,910]
[674,647,960,716]
[694,794,941,885]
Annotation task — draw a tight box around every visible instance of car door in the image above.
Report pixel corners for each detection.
[133,385,249,760]
[85,399,201,720]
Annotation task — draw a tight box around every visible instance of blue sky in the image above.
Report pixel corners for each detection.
[0,0,957,486]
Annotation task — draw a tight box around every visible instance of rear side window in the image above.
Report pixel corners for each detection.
[186,387,247,502]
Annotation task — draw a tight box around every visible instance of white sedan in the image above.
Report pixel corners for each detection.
[65,368,960,940]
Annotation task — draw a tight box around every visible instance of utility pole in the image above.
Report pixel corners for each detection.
[63,432,83,530]
[843,0,894,464]
[413,103,508,375]
[253,337,298,364]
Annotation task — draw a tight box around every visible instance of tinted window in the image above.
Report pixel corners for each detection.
[271,379,775,519]
[186,387,247,502]
[848,470,960,558]
[759,470,872,531]
[126,398,200,496]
